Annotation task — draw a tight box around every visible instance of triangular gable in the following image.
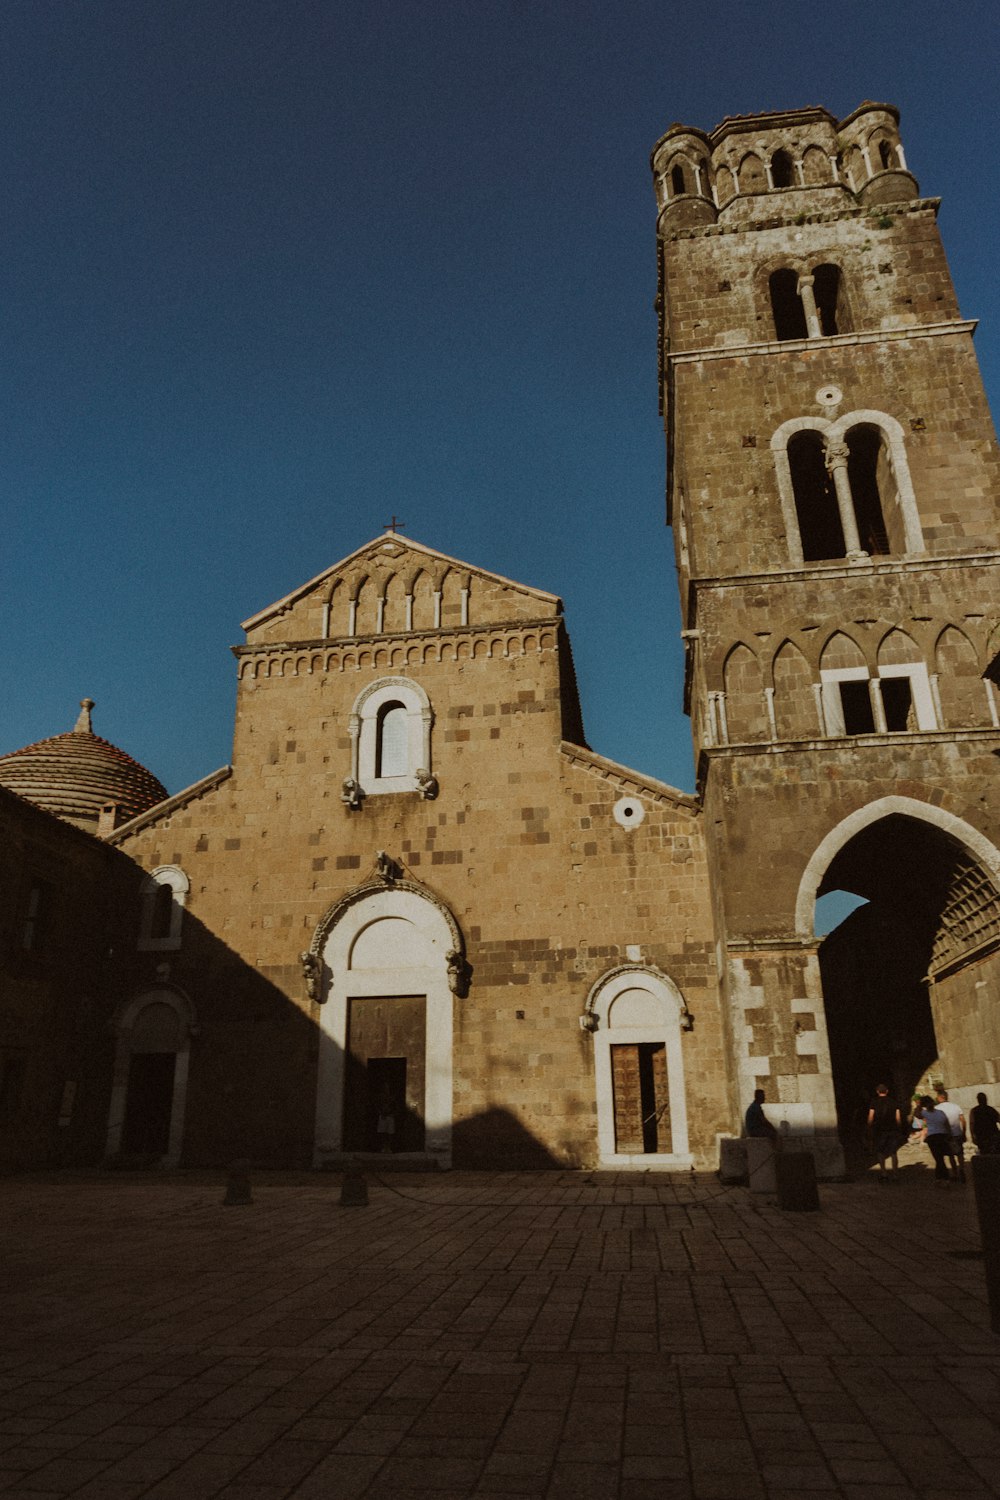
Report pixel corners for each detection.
[242,535,563,644]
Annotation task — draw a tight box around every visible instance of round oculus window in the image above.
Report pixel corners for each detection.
[613,796,646,829]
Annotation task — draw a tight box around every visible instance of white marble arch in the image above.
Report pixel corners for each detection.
[105,986,198,1168]
[586,966,693,1170]
[795,794,1000,938]
[313,886,458,1168]
[771,410,924,565]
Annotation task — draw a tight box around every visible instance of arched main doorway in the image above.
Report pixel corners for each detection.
[798,799,1000,1156]
[311,881,464,1169]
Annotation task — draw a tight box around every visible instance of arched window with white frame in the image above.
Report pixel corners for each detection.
[350,677,433,796]
[772,411,924,566]
[138,866,189,952]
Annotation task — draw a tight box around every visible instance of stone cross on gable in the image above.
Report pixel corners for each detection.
[382,515,406,534]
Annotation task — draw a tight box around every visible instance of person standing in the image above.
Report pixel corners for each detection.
[867,1083,902,1180]
[970,1092,1000,1155]
[935,1088,967,1183]
[916,1095,958,1184]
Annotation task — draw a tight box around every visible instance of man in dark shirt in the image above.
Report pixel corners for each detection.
[971,1092,1000,1155]
[866,1083,901,1180]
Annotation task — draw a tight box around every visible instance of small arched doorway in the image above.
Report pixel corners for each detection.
[311,881,464,1168]
[586,967,693,1169]
[798,800,1000,1157]
[106,988,196,1166]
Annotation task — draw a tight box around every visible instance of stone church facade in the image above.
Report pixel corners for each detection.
[2,101,998,1174]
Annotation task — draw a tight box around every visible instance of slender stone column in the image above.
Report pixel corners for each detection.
[798,275,822,339]
[824,440,866,559]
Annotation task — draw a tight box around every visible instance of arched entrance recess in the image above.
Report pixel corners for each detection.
[106,988,197,1167]
[796,798,1000,1152]
[312,882,463,1168]
[586,967,693,1169]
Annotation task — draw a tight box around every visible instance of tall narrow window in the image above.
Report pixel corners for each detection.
[788,430,845,560]
[846,426,891,555]
[880,677,914,732]
[375,702,408,778]
[149,883,174,941]
[878,139,896,170]
[670,163,686,195]
[812,263,842,335]
[839,680,876,735]
[771,148,794,188]
[138,868,188,952]
[21,880,49,952]
[769,269,807,340]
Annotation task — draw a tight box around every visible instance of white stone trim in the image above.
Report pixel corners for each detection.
[313,886,457,1167]
[137,866,189,952]
[586,967,692,1170]
[771,409,924,564]
[349,676,433,796]
[795,796,1000,937]
[105,987,197,1168]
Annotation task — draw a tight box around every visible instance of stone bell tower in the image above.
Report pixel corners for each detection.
[652,103,1000,1165]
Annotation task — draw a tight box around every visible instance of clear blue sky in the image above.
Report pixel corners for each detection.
[3,0,999,796]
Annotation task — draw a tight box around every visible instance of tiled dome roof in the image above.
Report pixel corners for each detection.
[0,699,168,832]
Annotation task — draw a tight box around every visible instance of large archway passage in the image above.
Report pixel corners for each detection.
[806,807,1000,1156]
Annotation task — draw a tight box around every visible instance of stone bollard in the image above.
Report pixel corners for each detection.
[339,1158,369,1207]
[223,1158,253,1205]
[746,1138,777,1193]
[775,1150,821,1211]
[971,1153,1000,1333]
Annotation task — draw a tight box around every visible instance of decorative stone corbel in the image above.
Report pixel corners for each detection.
[341,777,365,811]
[446,949,471,998]
[375,850,402,884]
[415,768,439,801]
[300,950,323,1002]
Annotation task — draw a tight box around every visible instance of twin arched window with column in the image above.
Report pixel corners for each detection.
[772,412,923,565]
[769,263,846,340]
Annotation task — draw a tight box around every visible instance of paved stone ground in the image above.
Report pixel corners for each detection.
[1,1159,998,1500]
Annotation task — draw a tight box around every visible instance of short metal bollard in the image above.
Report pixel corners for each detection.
[223,1158,253,1205]
[971,1153,1000,1333]
[775,1150,821,1211]
[339,1159,369,1207]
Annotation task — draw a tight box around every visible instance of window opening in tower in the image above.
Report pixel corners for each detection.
[769,268,808,340]
[788,430,846,560]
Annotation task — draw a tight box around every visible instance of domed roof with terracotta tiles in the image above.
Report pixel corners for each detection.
[0,699,168,831]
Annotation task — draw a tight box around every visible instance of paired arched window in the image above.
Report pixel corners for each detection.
[773,412,923,565]
[769,262,847,340]
[138,867,188,952]
[350,677,433,796]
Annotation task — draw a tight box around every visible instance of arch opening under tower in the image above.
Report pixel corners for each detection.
[809,809,1000,1162]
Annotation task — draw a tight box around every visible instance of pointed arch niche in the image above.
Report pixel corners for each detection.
[586,967,693,1169]
[311,882,464,1168]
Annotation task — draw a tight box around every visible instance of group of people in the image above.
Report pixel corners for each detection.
[867,1082,1000,1183]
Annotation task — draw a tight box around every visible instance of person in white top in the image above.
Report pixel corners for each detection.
[935,1088,966,1183]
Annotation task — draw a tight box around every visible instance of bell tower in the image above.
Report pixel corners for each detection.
[653,103,1000,1163]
